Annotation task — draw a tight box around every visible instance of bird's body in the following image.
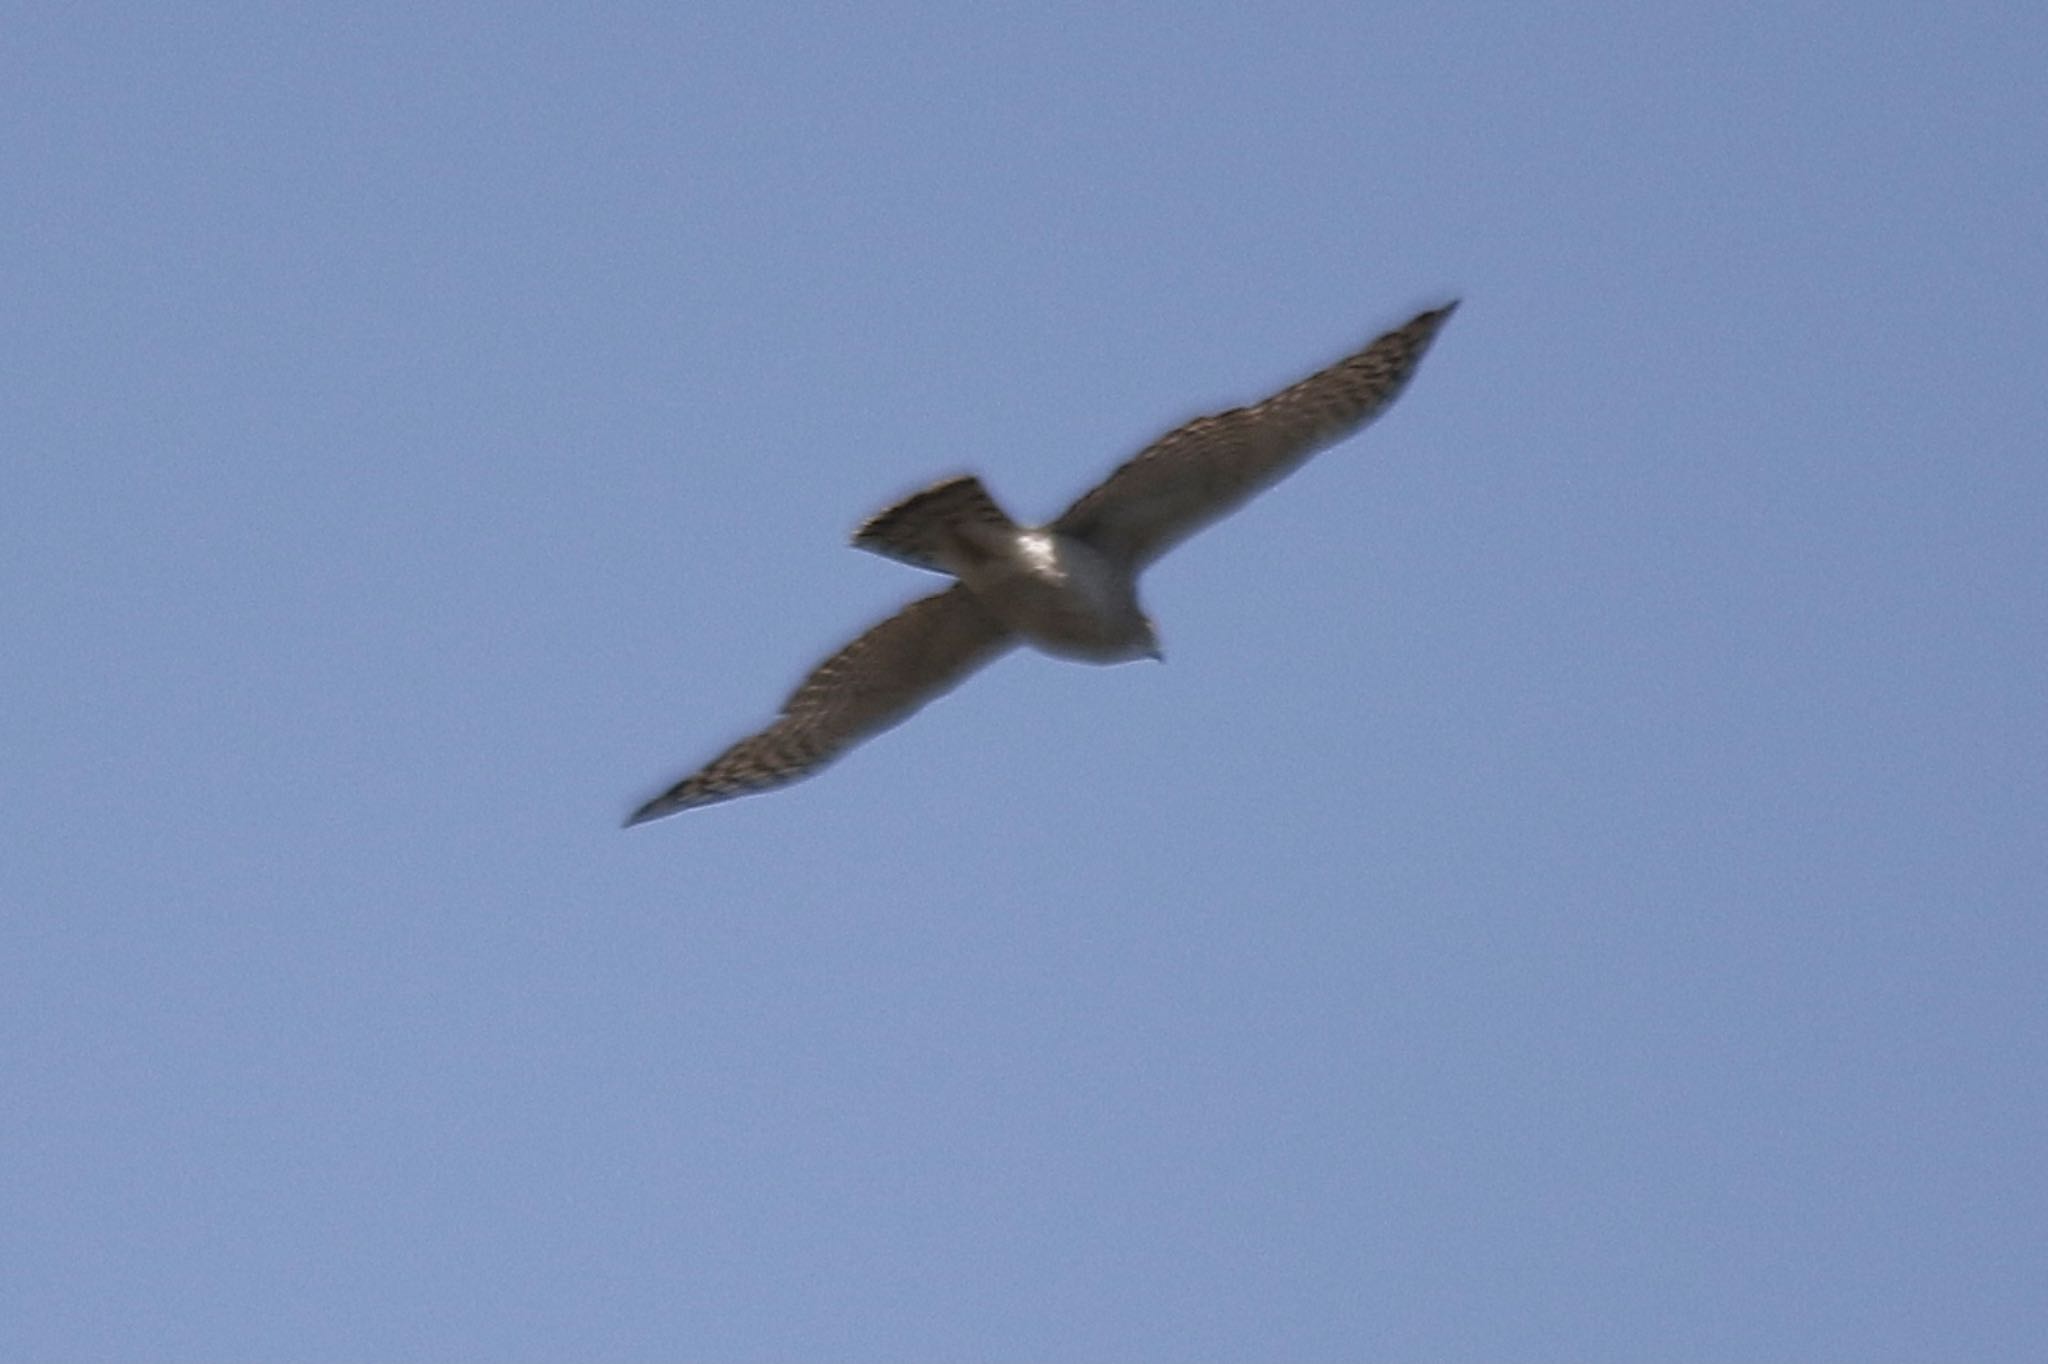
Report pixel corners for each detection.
[915,517,1156,664]
[986,530,1157,664]
[626,301,1457,825]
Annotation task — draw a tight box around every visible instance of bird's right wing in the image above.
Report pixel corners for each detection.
[1054,303,1457,570]
[625,584,1015,824]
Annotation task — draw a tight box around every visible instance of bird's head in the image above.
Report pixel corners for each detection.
[1138,616,1164,663]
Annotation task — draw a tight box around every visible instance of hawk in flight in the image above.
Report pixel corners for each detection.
[626,302,1457,826]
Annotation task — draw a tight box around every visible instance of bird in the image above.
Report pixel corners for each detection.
[624,301,1457,826]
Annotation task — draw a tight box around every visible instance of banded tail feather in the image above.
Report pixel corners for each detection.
[852,475,1018,572]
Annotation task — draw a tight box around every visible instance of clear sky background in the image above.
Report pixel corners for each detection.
[6,5,2044,1361]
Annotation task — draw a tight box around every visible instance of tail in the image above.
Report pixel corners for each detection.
[851,475,1018,572]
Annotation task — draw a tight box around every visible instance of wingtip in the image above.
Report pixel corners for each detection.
[622,798,672,829]
[1395,299,1459,353]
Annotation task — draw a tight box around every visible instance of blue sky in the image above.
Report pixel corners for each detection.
[6,4,2044,1360]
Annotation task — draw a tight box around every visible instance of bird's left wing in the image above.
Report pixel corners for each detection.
[625,584,1015,824]
[1054,303,1457,570]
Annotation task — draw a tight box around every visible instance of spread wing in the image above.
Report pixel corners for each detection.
[1054,302,1457,569]
[625,584,1015,824]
